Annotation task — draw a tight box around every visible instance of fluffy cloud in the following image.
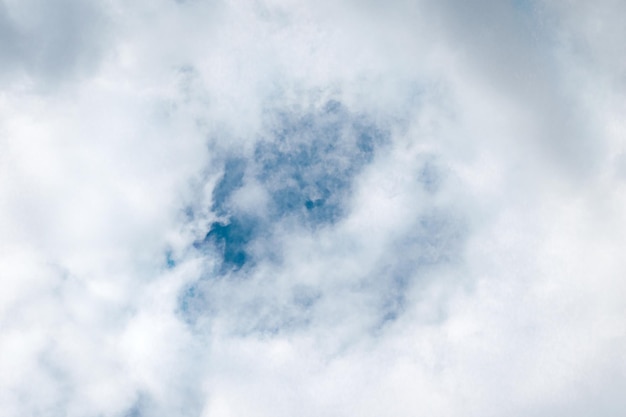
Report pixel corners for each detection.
[1,0,625,416]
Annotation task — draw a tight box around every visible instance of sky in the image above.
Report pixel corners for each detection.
[1,0,626,416]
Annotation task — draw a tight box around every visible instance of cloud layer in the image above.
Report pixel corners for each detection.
[1,0,625,416]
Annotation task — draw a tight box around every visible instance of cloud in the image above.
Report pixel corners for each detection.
[0,0,111,90]
[1,0,625,416]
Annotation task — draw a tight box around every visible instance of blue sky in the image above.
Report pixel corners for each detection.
[1,0,626,416]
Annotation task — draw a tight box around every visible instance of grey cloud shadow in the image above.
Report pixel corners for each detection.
[430,0,603,179]
[0,0,110,89]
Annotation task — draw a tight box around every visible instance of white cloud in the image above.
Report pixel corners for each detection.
[1,0,625,416]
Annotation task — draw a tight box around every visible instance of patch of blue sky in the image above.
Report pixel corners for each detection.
[188,103,466,332]
[196,98,387,253]
[253,101,386,226]
[181,99,395,328]
[204,216,258,272]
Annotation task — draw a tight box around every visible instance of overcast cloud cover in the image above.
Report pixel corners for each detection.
[1,0,626,416]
